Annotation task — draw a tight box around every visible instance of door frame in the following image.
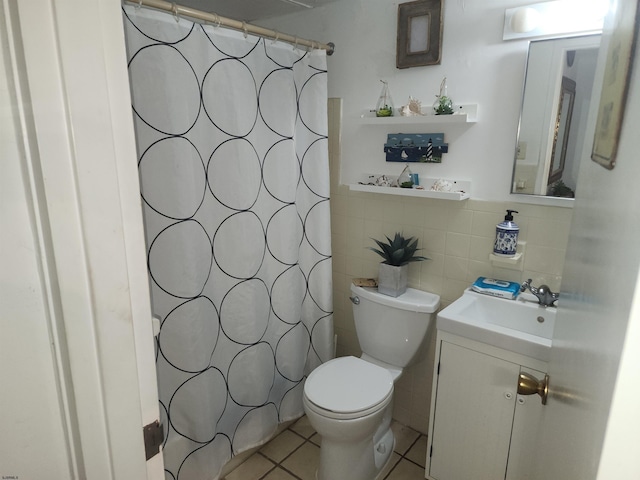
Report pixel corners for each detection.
[5,0,162,478]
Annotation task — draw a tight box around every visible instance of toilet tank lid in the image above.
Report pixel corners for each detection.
[350,284,440,313]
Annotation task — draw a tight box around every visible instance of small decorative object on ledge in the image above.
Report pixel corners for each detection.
[433,77,454,115]
[430,178,453,192]
[397,164,414,188]
[384,133,448,163]
[368,232,429,297]
[375,80,395,117]
[352,277,378,288]
[400,96,424,116]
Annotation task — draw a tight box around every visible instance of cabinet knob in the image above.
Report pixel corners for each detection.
[517,372,549,405]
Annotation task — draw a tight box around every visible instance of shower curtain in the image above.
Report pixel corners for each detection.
[123,6,333,479]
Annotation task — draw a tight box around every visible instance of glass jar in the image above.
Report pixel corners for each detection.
[376,80,395,117]
[433,77,454,115]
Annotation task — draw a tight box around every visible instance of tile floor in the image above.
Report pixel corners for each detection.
[223,416,427,480]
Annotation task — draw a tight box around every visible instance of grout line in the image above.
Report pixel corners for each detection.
[257,442,301,470]
[403,455,426,470]
[255,460,278,480]
[404,433,422,454]
[276,463,306,480]
[381,454,403,480]
[257,449,305,480]
[287,428,312,442]
[256,429,317,480]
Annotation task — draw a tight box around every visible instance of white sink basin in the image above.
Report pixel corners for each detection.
[437,289,556,361]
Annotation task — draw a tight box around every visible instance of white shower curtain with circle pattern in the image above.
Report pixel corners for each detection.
[123,6,333,479]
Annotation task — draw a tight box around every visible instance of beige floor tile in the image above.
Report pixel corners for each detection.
[262,467,299,480]
[405,435,427,468]
[385,458,425,479]
[391,422,420,455]
[379,452,402,479]
[280,441,320,480]
[260,430,306,463]
[289,415,316,439]
[223,453,274,480]
[308,432,321,447]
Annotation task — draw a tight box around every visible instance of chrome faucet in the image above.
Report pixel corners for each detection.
[520,279,559,307]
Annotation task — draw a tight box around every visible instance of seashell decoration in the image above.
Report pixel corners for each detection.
[374,175,392,187]
[400,96,423,117]
[430,179,453,192]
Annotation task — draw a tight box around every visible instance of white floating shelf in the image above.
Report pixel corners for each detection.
[349,177,470,201]
[359,104,478,125]
[489,241,526,271]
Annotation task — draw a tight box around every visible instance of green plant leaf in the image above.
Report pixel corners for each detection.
[367,232,429,266]
[366,247,387,260]
[390,248,406,266]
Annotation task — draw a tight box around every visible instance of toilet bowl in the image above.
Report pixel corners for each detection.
[304,356,395,480]
[303,285,440,480]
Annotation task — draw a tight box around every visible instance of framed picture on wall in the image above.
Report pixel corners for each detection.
[591,0,640,170]
[396,0,443,69]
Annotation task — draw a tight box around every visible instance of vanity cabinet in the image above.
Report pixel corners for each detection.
[426,332,547,480]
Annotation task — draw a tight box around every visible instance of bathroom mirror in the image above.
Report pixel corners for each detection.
[511,34,600,198]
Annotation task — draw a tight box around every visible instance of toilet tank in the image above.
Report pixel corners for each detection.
[350,284,440,368]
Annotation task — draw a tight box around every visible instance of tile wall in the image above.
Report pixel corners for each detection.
[327,99,572,433]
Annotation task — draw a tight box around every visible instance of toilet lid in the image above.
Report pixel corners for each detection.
[304,356,394,414]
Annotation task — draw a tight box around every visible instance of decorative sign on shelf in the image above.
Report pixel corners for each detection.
[384,133,448,163]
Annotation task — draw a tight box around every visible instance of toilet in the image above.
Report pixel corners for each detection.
[303,284,440,480]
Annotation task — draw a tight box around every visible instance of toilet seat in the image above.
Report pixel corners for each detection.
[304,356,394,418]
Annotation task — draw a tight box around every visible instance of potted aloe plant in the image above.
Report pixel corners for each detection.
[368,232,428,297]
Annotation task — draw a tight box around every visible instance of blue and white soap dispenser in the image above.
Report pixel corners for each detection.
[493,210,519,257]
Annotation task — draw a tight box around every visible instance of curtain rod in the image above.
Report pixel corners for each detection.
[124,0,335,55]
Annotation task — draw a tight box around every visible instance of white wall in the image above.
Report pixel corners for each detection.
[262,0,536,201]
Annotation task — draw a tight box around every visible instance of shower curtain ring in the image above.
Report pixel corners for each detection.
[171,2,179,22]
[242,21,248,38]
[214,13,221,28]
[293,36,299,51]
[272,31,280,45]
[136,0,142,9]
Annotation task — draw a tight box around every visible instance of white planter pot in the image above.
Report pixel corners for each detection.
[378,263,408,297]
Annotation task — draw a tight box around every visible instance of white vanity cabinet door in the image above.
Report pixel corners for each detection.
[429,341,521,480]
[505,366,547,480]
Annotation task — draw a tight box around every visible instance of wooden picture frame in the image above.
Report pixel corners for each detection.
[591,0,640,169]
[548,76,576,185]
[396,0,443,69]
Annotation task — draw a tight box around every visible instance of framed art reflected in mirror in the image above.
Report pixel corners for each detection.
[549,76,576,185]
[396,0,443,69]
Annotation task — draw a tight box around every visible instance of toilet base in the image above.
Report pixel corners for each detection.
[316,424,394,480]
[304,395,394,480]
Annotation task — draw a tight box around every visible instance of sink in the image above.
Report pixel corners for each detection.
[437,289,556,361]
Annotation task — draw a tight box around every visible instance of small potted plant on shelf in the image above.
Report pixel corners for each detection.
[368,232,428,297]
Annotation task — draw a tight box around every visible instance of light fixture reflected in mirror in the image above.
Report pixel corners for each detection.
[503,0,609,41]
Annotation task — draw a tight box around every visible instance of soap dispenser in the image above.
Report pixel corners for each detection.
[493,210,519,257]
